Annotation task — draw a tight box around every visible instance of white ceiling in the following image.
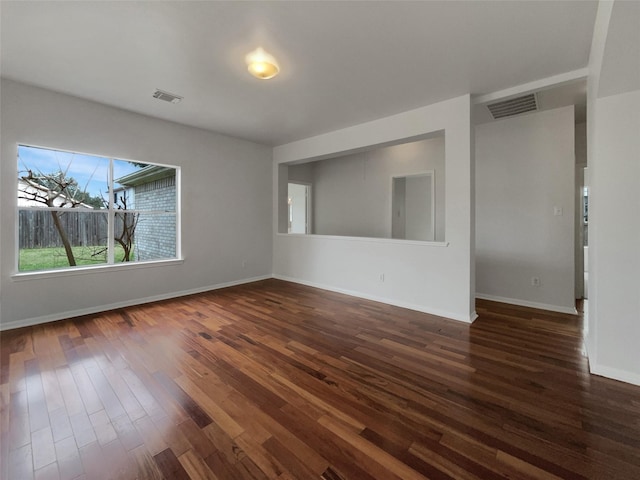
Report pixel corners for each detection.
[1,1,598,146]
[598,0,640,98]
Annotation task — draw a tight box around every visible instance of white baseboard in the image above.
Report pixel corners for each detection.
[475,293,578,315]
[274,274,476,324]
[590,363,640,387]
[0,274,272,331]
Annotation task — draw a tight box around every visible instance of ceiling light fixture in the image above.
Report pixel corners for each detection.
[245,47,279,80]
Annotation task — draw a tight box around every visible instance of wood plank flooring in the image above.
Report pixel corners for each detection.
[1,279,639,479]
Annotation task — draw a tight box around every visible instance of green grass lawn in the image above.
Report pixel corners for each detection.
[19,245,131,272]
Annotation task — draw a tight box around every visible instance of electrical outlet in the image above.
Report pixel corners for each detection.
[531,276,541,287]
[242,260,247,268]
[379,273,385,282]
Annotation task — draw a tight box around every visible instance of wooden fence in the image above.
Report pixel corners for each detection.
[19,209,114,249]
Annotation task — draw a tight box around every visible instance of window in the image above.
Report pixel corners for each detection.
[17,145,179,273]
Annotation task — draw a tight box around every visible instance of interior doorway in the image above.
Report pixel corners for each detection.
[288,182,311,234]
[391,172,435,241]
[582,182,589,299]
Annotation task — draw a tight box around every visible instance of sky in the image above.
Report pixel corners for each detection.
[17,145,143,199]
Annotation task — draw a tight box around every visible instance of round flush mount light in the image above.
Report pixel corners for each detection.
[246,47,279,80]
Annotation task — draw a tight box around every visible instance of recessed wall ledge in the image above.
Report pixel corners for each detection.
[276,232,449,247]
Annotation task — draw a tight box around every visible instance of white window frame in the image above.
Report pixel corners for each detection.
[14,144,182,276]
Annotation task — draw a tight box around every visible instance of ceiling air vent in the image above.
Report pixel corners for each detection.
[152,89,183,104]
[487,93,537,119]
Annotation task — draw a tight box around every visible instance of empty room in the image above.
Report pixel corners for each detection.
[1,1,639,479]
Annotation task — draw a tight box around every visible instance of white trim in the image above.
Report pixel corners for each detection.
[0,274,272,331]
[276,232,449,247]
[15,143,181,275]
[12,258,185,281]
[572,320,639,388]
[590,364,640,387]
[108,158,115,264]
[17,141,180,170]
[472,68,588,105]
[275,274,476,324]
[475,293,578,315]
[583,330,595,368]
[175,166,182,260]
[287,181,312,235]
[391,170,436,242]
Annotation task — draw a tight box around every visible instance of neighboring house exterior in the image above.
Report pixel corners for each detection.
[112,185,135,209]
[18,178,93,208]
[115,166,176,261]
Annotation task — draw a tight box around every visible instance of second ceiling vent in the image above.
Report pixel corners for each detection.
[487,93,537,119]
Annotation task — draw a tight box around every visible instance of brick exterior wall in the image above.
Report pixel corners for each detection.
[133,176,176,261]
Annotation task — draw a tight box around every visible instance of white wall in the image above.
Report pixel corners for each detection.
[575,122,587,166]
[586,0,640,386]
[273,95,475,323]
[309,137,444,240]
[589,89,640,384]
[475,106,576,313]
[575,122,587,299]
[288,162,314,184]
[575,167,585,299]
[0,79,273,329]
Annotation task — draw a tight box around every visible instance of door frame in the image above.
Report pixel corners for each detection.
[287,181,312,234]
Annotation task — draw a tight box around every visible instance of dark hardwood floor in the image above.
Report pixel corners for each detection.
[1,279,639,479]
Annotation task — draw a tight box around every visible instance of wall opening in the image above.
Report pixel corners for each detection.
[279,133,446,242]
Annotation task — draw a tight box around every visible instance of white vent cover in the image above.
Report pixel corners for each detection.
[152,89,183,104]
[487,93,537,119]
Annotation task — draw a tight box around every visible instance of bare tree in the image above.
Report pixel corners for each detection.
[113,193,139,262]
[19,168,139,266]
[19,169,91,266]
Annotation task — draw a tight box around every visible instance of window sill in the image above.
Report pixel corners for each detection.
[11,258,184,282]
[276,232,449,247]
